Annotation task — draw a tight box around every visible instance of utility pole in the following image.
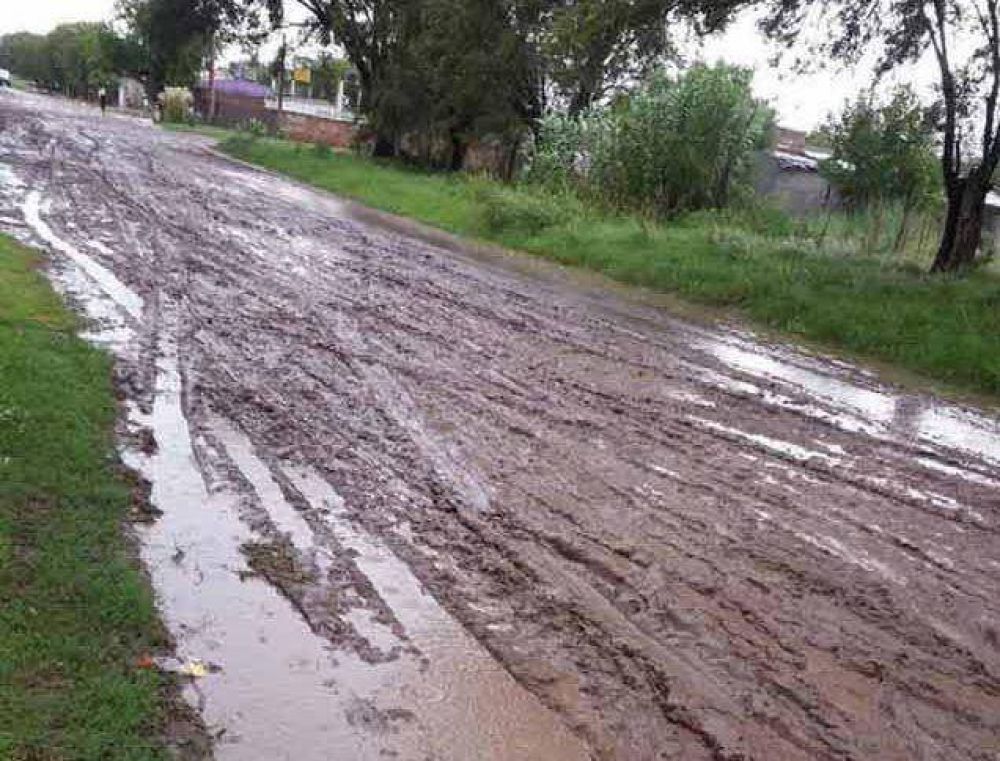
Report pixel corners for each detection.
[276,33,286,117]
[207,34,217,122]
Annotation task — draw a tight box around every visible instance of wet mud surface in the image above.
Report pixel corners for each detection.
[3,91,1000,760]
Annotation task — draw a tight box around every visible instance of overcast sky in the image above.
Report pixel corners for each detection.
[2,0,933,131]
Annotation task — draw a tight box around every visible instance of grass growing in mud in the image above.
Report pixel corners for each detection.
[218,135,1000,398]
[0,235,169,759]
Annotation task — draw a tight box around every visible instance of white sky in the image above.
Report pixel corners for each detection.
[0,0,117,36]
[2,1,937,131]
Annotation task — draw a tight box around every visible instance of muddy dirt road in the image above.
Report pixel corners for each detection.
[3,91,1000,761]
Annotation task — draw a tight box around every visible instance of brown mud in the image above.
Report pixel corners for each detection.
[2,90,1000,760]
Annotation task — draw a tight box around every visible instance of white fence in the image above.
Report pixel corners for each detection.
[265,96,355,122]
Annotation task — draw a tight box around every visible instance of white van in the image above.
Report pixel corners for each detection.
[0,69,11,88]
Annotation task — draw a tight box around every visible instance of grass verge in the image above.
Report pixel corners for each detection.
[0,235,170,760]
[218,135,1000,399]
[161,122,239,141]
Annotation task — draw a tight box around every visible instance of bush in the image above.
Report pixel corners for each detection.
[158,87,192,124]
[524,114,584,191]
[240,118,269,138]
[526,64,774,218]
[476,185,576,235]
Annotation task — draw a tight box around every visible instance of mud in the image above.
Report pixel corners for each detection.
[3,90,1000,760]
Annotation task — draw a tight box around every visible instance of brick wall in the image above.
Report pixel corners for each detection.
[194,91,278,130]
[279,112,357,148]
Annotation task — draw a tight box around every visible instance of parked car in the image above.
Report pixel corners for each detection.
[0,69,11,88]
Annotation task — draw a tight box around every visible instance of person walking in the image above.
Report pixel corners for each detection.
[98,86,108,115]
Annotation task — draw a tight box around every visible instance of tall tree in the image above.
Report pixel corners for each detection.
[118,0,279,94]
[292,0,748,158]
[820,86,939,212]
[762,0,1000,272]
[541,0,747,115]
[293,0,402,153]
[1,24,140,96]
[375,0,543,169]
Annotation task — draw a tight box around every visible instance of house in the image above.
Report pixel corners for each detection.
[756,127,840,215]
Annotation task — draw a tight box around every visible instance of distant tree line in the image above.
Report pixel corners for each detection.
[0,24,143,98]
[5,0,1000,272]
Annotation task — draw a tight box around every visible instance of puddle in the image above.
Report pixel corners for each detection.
[0,161,24,190]
[23,190,143,320]
[124,325,379,761]
[284,466,591,761]
[917,457,1000,488]
[702,337,1000,466]
[708,342,895,424]
[149,408,588,759]
[916,407,1000,466]
[16,189,134,354]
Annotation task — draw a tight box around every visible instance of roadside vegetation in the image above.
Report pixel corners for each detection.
[0,235,170,760]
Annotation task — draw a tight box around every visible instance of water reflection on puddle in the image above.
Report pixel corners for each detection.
[701,337,1000,466]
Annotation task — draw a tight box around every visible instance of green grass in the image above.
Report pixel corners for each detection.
[0,235,169,760]
[218,135,1000,398]
[161,122,239,141]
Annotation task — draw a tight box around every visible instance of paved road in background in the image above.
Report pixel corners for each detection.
[3,91,1000,761]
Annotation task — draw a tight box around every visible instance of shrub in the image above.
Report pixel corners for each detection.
[476,185,575,235]
[158,87,192,124]
[241,118,269,138]
[527,64,774,218]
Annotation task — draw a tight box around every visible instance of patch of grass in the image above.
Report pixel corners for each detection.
[219,137,1000,398]
[0,235,169,760]
[161,122,239,141]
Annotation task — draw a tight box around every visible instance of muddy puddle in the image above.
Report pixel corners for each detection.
[207,420,590,760]
[700,334,1000,468]
[130,381,589,760]
[23,191,143,320]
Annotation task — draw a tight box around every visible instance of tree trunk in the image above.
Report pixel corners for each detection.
[893,203,912,254]
[372,134,395,157]
[449,131,467,172]
[932,179,987,272]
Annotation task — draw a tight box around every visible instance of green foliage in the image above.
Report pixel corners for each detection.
[294,0,748,164]
[242,117,268,137]
[529,64,774,216]
[374,0,539,171]
[307,53,352,102]
[540,0,745,114]
[158,86,192,123]
[312,141,333,158]
[820,87,940,212]
[0,235,168,759]
[524,113,588,191]
[0,23,140,97]
[117,0,280,94]
[476,184,577,235]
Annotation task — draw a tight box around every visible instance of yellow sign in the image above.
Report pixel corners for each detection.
[292,67,311,85]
